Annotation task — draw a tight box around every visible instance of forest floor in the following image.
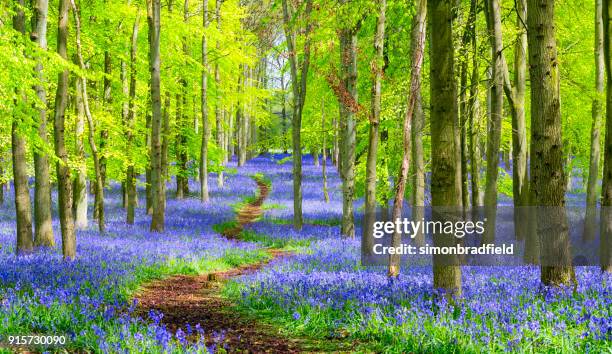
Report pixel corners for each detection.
[134,175,354,352]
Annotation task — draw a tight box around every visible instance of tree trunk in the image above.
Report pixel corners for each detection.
[512,0,529,241]
[200,0,210,202]
[339,21,358,239]
[600,0,612,272]
[54,0,76,259]
[71,0,105,233]
[483,0,504,243]
[12,2,34,255]
[467,0,482,216]
[215,0,224,187]
[429,0,461,297]
[126,14,140,224]
[388,0,425,276]
[585,0,604,241]
[30,0,54,247]
[322,100,330,203]
[363,0,386,264]
[527,0,575,285]
[74,70,88,230]
[282,0,313,230]
[146,112,153,215]
[148,0,164,232]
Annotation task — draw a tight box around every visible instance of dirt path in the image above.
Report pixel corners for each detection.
[134,249,305,352]
[222,176,270,239]
[134,176,334,352]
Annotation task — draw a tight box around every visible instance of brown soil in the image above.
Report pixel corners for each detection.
[222,178,270,239]
[134,249,306,352]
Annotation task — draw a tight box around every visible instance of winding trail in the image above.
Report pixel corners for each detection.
[134,176,311,352]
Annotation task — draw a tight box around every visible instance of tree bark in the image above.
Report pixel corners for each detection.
[527,0,575,285]
[467,0,482,215]
[322,100,330,203]
[429,0,461,297]
[30,0,54,247]
[126,14,140,224]
[339,14,358,239]
[148,0,164,232]
[215,0,224,187]
[600,0,612,272]
[483,0,504,243]
[200,0,210,202]
[512,0,529,240]
[54,0,76,259]
[12,0,34,255]
[282,0,313,230]
[388,0,426,276]
[585,0,604,241]
[363,0,386,264]
[71,0,105,233]
[74,68,88,230]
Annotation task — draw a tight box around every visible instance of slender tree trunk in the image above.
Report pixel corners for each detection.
[215,0,224,187]
[429,0,461,297]
[126,14,140,225]
[363,0,386,264]
[200,0,210,202]
[148,0,164,232]
[30,0,54,247]
[282,0,313,230]
[339,20,358,239]
[483,0,504,243]
[585,0,604,241]
[527,0,575,285]
[322,100,330,203]
[512,0,529,240]
[12,1,34,255]
[54,0,76,259]
[71,0,105,233]
[468,5,482,212]
[161,93,170,209]
[388,0,425,276]
[600,0,612,272]
[74,71,88,230]
[146,112,153,214]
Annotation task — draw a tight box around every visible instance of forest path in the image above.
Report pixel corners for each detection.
[134,175,351,352]
[222,174,270,238]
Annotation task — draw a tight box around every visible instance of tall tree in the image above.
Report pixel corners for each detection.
[126,13,140,224]
[512,0,529,240]
[148,0,165,231]
[71,0,105,233]
[12,0,34,255]
[215,0,224,187]
[338,2,359,238]
[585,0,604,240]
[429,0,461,296]
[388,0,426,277]
[467,0,482,213]
[527,0,574,285]
[600,0,612,272]
[54,0,76,259]
[74,67,88,230]
[31,0,54,247]
[483,0,504,242]
[281,0,314,230]
[363,0,387,263]
[200,0,211,202]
